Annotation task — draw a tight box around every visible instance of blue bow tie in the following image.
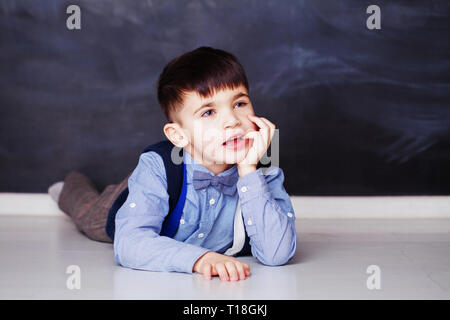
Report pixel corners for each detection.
[192,170,238,196]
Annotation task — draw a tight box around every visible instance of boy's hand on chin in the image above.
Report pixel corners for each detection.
[237,114,276,177]
[193,251,251,281]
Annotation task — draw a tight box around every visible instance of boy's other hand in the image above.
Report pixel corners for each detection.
[193,251,251,281]
[238,115,276,177]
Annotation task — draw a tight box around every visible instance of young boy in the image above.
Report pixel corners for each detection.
[49,46,297,282]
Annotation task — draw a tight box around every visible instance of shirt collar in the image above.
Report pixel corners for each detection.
[183,150,238,184]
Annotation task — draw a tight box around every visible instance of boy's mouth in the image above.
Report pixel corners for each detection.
[222,135,248,151]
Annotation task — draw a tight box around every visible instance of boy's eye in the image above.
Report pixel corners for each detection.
[201,102,247,117]
[235,102,248,108]
[201,109,214,117]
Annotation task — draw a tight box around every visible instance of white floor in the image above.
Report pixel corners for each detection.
[0,214,449,300]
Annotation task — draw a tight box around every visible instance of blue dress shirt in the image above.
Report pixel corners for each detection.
[113,150,297,274]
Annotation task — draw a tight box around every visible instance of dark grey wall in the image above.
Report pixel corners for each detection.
[1,0,449,195]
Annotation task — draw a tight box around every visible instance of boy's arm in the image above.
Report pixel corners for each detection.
[236,166,298,266]
[113,151,209,274]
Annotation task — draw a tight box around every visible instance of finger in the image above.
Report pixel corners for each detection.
[248,114,270,131]
[259,117,276,140]
[203,263,212,280]
[211,264,218,276]
[246,130,266,156]
[243,130,261,142]
[249,116,270,147]
[243,131,264,151]
[257,118,273,145]
[215,263,229,281]
[235,262,247,280]
[225,261,239,281]
[259,117,276,131]
[241,131,262,165]
[243,263,251,276]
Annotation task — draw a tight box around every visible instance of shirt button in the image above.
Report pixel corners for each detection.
[180,219,185,224]
[129,202,136,208]
[240,186,248,193]
[247,219,253,226]
[198,233,204,238]
[287,212,293,218]
[209,198,215,205]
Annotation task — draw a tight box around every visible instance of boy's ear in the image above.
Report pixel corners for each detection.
[163,122,188,148]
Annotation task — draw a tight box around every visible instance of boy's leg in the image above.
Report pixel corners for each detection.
[58,171,131,243]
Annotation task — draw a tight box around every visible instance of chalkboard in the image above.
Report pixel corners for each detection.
[1,0,449,195]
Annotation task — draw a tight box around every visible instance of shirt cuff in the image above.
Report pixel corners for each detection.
[175,243,210,274]
[236,168,270,203]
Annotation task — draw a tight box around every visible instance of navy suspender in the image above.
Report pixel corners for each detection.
[105,140,184,240]
[160,162,187,237]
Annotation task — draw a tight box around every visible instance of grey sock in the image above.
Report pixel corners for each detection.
[48,181,65,203]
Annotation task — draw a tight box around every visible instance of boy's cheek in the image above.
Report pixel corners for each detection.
[202,134,218,147]
[202,126,224,144]
[245,121,258,132]
[242,115,258,131]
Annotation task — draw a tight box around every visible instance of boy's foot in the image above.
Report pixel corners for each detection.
[48,181,65,204]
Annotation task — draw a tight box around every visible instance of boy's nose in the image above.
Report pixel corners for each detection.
[223,113,241,129]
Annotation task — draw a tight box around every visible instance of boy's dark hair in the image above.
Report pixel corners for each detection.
[157,46,249,122]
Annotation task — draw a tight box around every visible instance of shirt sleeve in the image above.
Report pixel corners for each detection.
[236,166,298,266]
[113,151,210,274]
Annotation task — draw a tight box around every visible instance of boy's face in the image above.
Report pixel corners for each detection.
[165,85,257,172]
